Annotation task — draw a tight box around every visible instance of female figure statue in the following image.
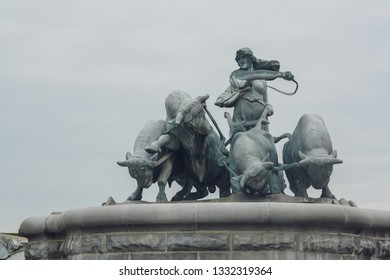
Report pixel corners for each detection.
[215,47,294,133]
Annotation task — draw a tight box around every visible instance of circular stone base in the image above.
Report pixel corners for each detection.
[19,200,390,260]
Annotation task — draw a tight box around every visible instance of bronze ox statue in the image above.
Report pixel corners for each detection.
[117,98,344,203]
[117,119,191,202]
[145,91,231,200]
[226,111,285,195]
[282,114,343,198]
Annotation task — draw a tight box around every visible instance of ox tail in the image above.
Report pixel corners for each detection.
[273,133,292,143]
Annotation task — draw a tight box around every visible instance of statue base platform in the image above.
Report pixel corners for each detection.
[19,196,390,260]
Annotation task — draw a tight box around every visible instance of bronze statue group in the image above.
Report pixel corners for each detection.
[117,48,343,204]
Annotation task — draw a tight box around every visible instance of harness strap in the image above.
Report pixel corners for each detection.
[154,152,174,167]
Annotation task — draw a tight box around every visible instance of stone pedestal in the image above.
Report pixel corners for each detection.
[19,201,390,260]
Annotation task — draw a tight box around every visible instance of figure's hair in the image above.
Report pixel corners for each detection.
[235,48,257,64]
[235,47,263,70]
[235,47,280,71]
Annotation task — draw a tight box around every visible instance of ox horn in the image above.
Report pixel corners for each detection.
[262,162,274,170]
[117,152,133,167]
[117,160,130,167]
[329,149,343,163]
[240,173,249,188]
[167,118,176,125]
[150,153,158,162]
[262,153,270,162]
[298,151,308,160]
[175,112,184,125]
[260,154,274,170]
[298,151,312,166]
[195,94,210,103]
[126,152,132,160]
[329,158,343,165]
[149,160,158,168]
[299,152,343,166]
[231,175,243,193]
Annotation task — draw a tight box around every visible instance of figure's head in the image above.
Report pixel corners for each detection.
[235,48,256,70]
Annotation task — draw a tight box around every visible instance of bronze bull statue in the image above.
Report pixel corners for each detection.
[227,111,285,195]
[117,119,190,202]
[145,91,231,200]
[282,114,342,198]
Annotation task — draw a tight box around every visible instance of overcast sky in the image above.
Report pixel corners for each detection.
[1,0,389,233]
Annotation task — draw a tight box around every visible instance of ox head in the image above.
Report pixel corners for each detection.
[169,95,211,135]
[117,152,157,188]
[298,150,343,189]
[234,154,274,194]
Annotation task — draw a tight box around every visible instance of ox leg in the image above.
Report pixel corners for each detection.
[156,184,168,202]
[184,186,209,200]
[321,185,336,199]
[156,158,174,202]
[217,171,232,198]
[220,185,232,198]
[172,178,192,201]
[268,171,286,194]
[294,187,308,197]
[285,168,309,197]
[128,185,143,201]
[289,177,309,197]
[219,186,231,197]
[288,175,309,197]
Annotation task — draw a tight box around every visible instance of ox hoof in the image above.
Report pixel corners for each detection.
[156,194,168,202]
[208,185,216,193]
[171,194,184,201]
[184,190,208,200]
[127,194,142,201]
